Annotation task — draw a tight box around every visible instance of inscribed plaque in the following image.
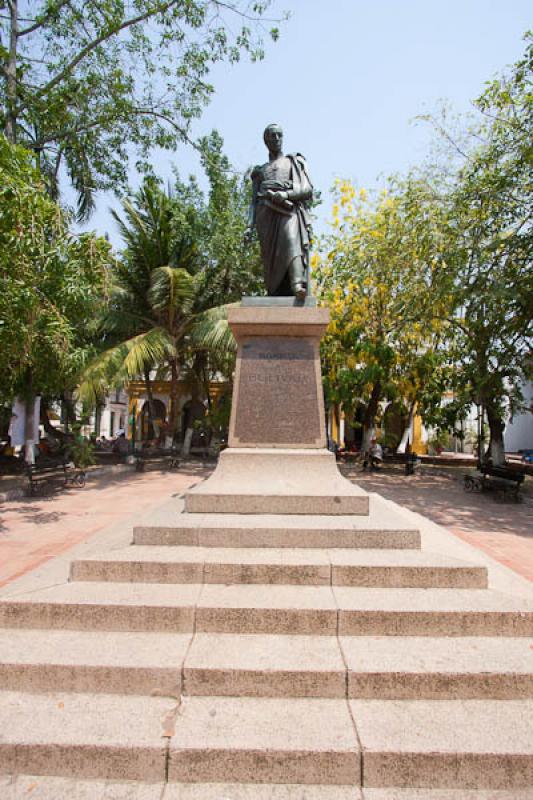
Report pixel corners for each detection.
[232,336,323,446]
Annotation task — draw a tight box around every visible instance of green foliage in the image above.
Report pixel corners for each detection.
[194,131,263,307]
[68,434,96,468]
[418,33,533,460]
[0,136,111,405]
[318,35,532,462]
[78,143,251,432]
[1,1,285,217]
[315,177,448,442]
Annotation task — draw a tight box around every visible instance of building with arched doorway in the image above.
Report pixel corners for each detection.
[126,379,230,449]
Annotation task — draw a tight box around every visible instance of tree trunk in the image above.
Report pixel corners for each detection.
[24,395,35,464]
[182,427,193,456]
[40,397,68,442]
[361,382,381,453]
[62,391,77,433]
[5,0,18,143]
[485,404,506,466]
[396,400,416,454]
[168,359,179,442]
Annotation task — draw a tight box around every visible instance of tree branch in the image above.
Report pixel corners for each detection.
[15,0,183,115]
[211,0,283,24]
[17,0,73,36]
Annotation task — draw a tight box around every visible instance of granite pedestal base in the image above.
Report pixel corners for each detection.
[184,302,369,516]
[185,448,369,515]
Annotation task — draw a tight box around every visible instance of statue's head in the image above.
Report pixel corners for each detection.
[263,123,283,155]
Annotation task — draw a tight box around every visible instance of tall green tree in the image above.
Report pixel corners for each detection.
[0,136,110,450]
[315,177,449,452]
[195,130,263,307]
[78,174,241,441]
[421,33,533,463]
[0,0,284,217]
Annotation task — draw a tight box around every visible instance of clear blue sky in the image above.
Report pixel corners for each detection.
[80,0,532,245]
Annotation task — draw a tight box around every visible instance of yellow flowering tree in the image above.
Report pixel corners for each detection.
[314,177,450,452]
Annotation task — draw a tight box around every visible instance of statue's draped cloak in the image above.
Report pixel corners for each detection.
[251,154,313,295]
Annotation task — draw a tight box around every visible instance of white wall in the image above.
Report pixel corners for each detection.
[504,382,533,452]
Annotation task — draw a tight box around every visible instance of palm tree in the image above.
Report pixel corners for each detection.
[77,181,235,442]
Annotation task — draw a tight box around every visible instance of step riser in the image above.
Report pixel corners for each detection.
[168,749,360,785]
[184,494,369,516]
[339,612,533,637]
[133,528,420,549]
[70,561,486,589]
[0,603,195,633]
[70,561,331,587]
[0,743,165,782]
[183,668,346,698]
[3,665,529,701]
[349,673,533,700]
[196,608,338,636]
[1,603,531,637]
[364,752,533,790]
[334,567,487,589]
[0,663,181,696]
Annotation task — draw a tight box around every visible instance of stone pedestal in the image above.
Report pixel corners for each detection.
[185,302,369,515]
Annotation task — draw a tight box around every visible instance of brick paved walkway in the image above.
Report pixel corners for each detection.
[342,463,533,583]
[0,464,208,589]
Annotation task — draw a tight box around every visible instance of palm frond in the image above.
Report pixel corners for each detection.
[76,328,175,405]
[189,305,237,355]
[148,267,196,317]
[122,327,176,376]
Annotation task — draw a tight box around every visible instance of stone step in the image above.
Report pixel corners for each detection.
[165,786,359,799]
[342,635,533,699]
[362,791,533,799]
[134,512,420,550]
[9,784,525,800]
[182,633,533,700]
[1,775,167,799]
[0,690,171,781]
[3,629,529,702]
[0,582,202,632]
[167,695,360,785]
[1,776,361,799]
[183,633,346,698]
[335,587,533,637]
[352,698,533,789]
[70,546,487,589]
[1,584,532,637]
[0,629,190,695]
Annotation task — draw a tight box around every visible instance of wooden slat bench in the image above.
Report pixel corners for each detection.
[26,459,86,496]
[135,448,180,473]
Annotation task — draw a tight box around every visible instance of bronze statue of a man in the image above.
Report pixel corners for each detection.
[249,124,313,300]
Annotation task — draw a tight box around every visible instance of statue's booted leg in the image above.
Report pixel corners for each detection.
[289,256,307,300]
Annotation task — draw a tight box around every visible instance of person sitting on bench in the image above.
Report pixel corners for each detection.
[363,437,383,470]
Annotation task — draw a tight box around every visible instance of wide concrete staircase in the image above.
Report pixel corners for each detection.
[1,492,533,798]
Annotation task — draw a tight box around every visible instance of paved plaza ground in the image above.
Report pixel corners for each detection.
[0,463,208,589]
[342,463,533,583]
[0,461,531,589]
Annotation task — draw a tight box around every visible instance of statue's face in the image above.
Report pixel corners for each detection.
[264,126,283,155]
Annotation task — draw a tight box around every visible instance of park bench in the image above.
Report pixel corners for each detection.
[135,447,180,473]
[26,458,86,496]
[520,449,533,464]
[463,461,525,503]
[383,451,420,475]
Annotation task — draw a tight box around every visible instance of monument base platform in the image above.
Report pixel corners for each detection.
[184,448,369,515]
